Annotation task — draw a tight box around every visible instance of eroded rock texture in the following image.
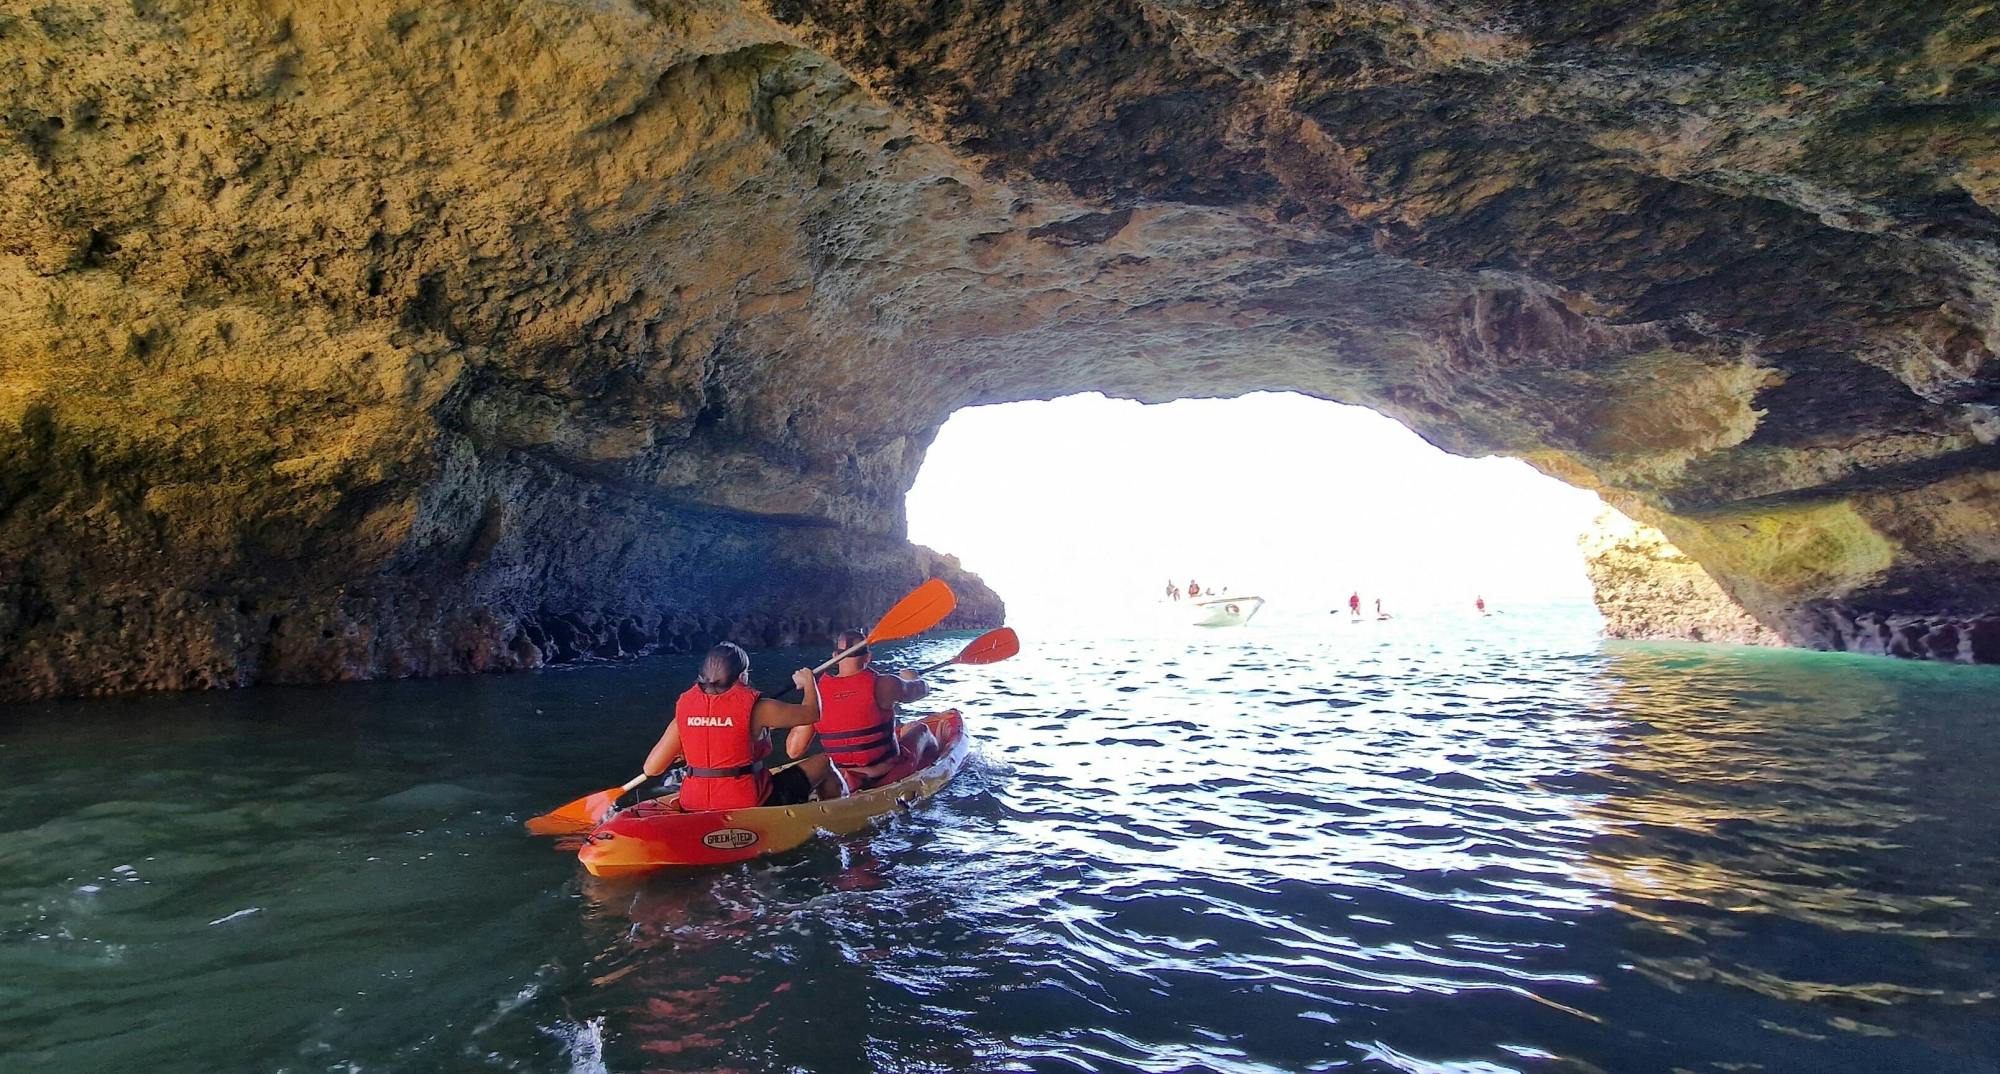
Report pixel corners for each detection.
[1582,509,1778,648]
[3,1,1999,697]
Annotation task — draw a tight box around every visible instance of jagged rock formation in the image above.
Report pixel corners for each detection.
[1583,507,2000,658]
[3,1,1998,697]
[1581,508,1778,648]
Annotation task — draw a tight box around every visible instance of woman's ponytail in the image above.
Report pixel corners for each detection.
[697,642,749,693]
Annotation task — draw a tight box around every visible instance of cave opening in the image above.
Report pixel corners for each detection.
[905,392,1606,634]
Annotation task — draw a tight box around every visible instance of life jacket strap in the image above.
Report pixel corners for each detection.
[822,718,898,767]
[818,724,891,744]
[686,760,766,779]
[834,745,898,768]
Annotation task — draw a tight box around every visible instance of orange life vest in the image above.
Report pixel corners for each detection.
[674,682,768,811]
[815,668,899,769]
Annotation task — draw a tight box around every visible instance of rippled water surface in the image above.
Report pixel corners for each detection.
[4,604,1998,1073]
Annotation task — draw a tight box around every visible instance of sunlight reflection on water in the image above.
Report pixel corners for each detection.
[2,605,1997,1072]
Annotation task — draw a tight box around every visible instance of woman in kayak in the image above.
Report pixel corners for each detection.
[628,642,831,812]
[789,629,940,799]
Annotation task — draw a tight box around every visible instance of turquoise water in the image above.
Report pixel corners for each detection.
[3,604,1997,1072]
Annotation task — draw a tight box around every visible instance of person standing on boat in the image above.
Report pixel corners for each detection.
[1188,579,1202,598]
[791,629,941,799]
[1166,580,1180,601]
[627,643,829,811]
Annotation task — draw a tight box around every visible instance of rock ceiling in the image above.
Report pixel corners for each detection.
[2,1,1997,696]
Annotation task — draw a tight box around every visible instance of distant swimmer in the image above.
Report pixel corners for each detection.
[1188,580,1202,598]
[1348,591,1361,619]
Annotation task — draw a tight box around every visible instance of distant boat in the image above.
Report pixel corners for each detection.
[1191,595,1265,627]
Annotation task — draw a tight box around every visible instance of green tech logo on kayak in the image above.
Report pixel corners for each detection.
[702,828,758,851]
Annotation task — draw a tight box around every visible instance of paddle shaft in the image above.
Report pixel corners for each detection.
[814,638,869,677]
[782,624,1017,691]
[767,619,999,695]
[770,654,957,700]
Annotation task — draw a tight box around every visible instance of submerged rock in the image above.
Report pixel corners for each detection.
[3,1,1999,697]
[372,782,488,814]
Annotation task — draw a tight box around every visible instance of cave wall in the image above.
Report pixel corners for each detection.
[1581,508,1779,649]
[2,0,1998,698]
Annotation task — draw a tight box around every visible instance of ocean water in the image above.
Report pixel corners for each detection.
[2,602,1996,1073]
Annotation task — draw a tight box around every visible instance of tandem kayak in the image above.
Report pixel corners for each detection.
[576,710,972,877]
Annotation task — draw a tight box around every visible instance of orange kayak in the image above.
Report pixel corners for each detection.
[576,711,971,877]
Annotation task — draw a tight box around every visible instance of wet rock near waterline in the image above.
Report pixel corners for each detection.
[1784,607,2000,664]
[4,1,2000,697]
[0,532,996,701]
[1581,510,1779,649]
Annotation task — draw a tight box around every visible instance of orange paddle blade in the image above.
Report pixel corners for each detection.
[524,786,622,836]
[866,578,956,644]
[953,626,1020,665]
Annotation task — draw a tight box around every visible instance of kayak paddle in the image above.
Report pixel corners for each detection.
[773,577,963,695]
[523,578,960,836]
[525,786,627,836]
[817,577,959,674]
[773,625,1016,702]
[912,626,1020,674]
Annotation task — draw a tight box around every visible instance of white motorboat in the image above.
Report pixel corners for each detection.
[1189,595,1265,627]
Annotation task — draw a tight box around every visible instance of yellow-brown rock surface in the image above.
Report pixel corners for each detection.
[3,1,1998,697]
[1581,509,1777,648]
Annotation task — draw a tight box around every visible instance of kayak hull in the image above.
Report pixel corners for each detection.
[577,710,970,877]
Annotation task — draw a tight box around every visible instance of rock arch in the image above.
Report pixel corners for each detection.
[3,1,1998,698]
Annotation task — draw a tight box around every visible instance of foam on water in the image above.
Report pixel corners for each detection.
[2,602,1997,1072]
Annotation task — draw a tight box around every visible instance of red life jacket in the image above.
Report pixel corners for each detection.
[674,682,768,811]
[815,668,899,769]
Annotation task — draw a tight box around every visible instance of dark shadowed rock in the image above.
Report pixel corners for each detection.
[3,1,1999,698]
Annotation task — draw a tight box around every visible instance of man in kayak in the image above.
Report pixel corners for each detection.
[626,642,830,811]
[790,629,940,799]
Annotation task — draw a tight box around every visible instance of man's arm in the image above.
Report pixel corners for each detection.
[753,668,822,730]
[884,669,929,705]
